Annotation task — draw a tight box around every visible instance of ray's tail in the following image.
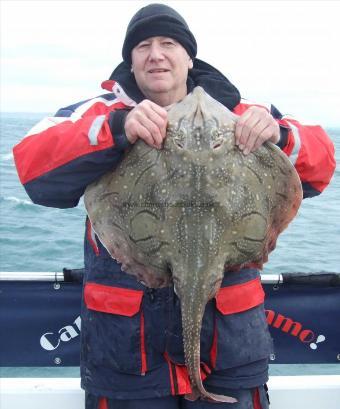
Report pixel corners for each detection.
[181,298,237,403]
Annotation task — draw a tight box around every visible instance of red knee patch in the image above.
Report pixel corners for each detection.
[98,397,108,409]
[253,388,262,409]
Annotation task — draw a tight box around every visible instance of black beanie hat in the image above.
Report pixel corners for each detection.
[122,3,197,64]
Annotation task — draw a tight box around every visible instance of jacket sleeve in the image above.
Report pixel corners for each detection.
[13,95,131,208]
[233,101,336,198]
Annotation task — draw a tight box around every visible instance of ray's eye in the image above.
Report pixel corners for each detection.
[213,140,223,149]
[173,129,185,149]
[175,140,184,149]
[211,129,224,149]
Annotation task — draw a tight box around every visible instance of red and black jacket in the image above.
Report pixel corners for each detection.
[13,60,335,399]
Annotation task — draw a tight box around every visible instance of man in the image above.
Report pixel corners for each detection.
[13,3,335,409]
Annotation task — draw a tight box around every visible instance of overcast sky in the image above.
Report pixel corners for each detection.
[1,0,339,126]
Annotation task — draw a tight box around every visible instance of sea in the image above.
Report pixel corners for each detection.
[0,112,339,377]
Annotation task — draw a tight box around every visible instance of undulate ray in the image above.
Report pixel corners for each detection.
[84,87,302,402]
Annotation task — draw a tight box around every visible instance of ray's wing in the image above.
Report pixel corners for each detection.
[263,143,303,257]
[84,145,172,288]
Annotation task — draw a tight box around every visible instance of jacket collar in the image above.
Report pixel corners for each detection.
[102,58,241,110]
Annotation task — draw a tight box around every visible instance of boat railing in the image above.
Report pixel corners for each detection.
[2,269,340,284]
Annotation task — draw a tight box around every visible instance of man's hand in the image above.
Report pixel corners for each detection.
[124,100,168,149]
[235,106,280,155]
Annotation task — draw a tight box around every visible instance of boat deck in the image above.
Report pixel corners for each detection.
[1,375,340,409]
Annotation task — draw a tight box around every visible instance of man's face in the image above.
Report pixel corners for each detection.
[131,36,193,105]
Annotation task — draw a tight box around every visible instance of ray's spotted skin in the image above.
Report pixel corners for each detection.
[84,87,302,403]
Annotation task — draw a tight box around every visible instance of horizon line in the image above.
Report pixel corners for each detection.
[1,111,339,129]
